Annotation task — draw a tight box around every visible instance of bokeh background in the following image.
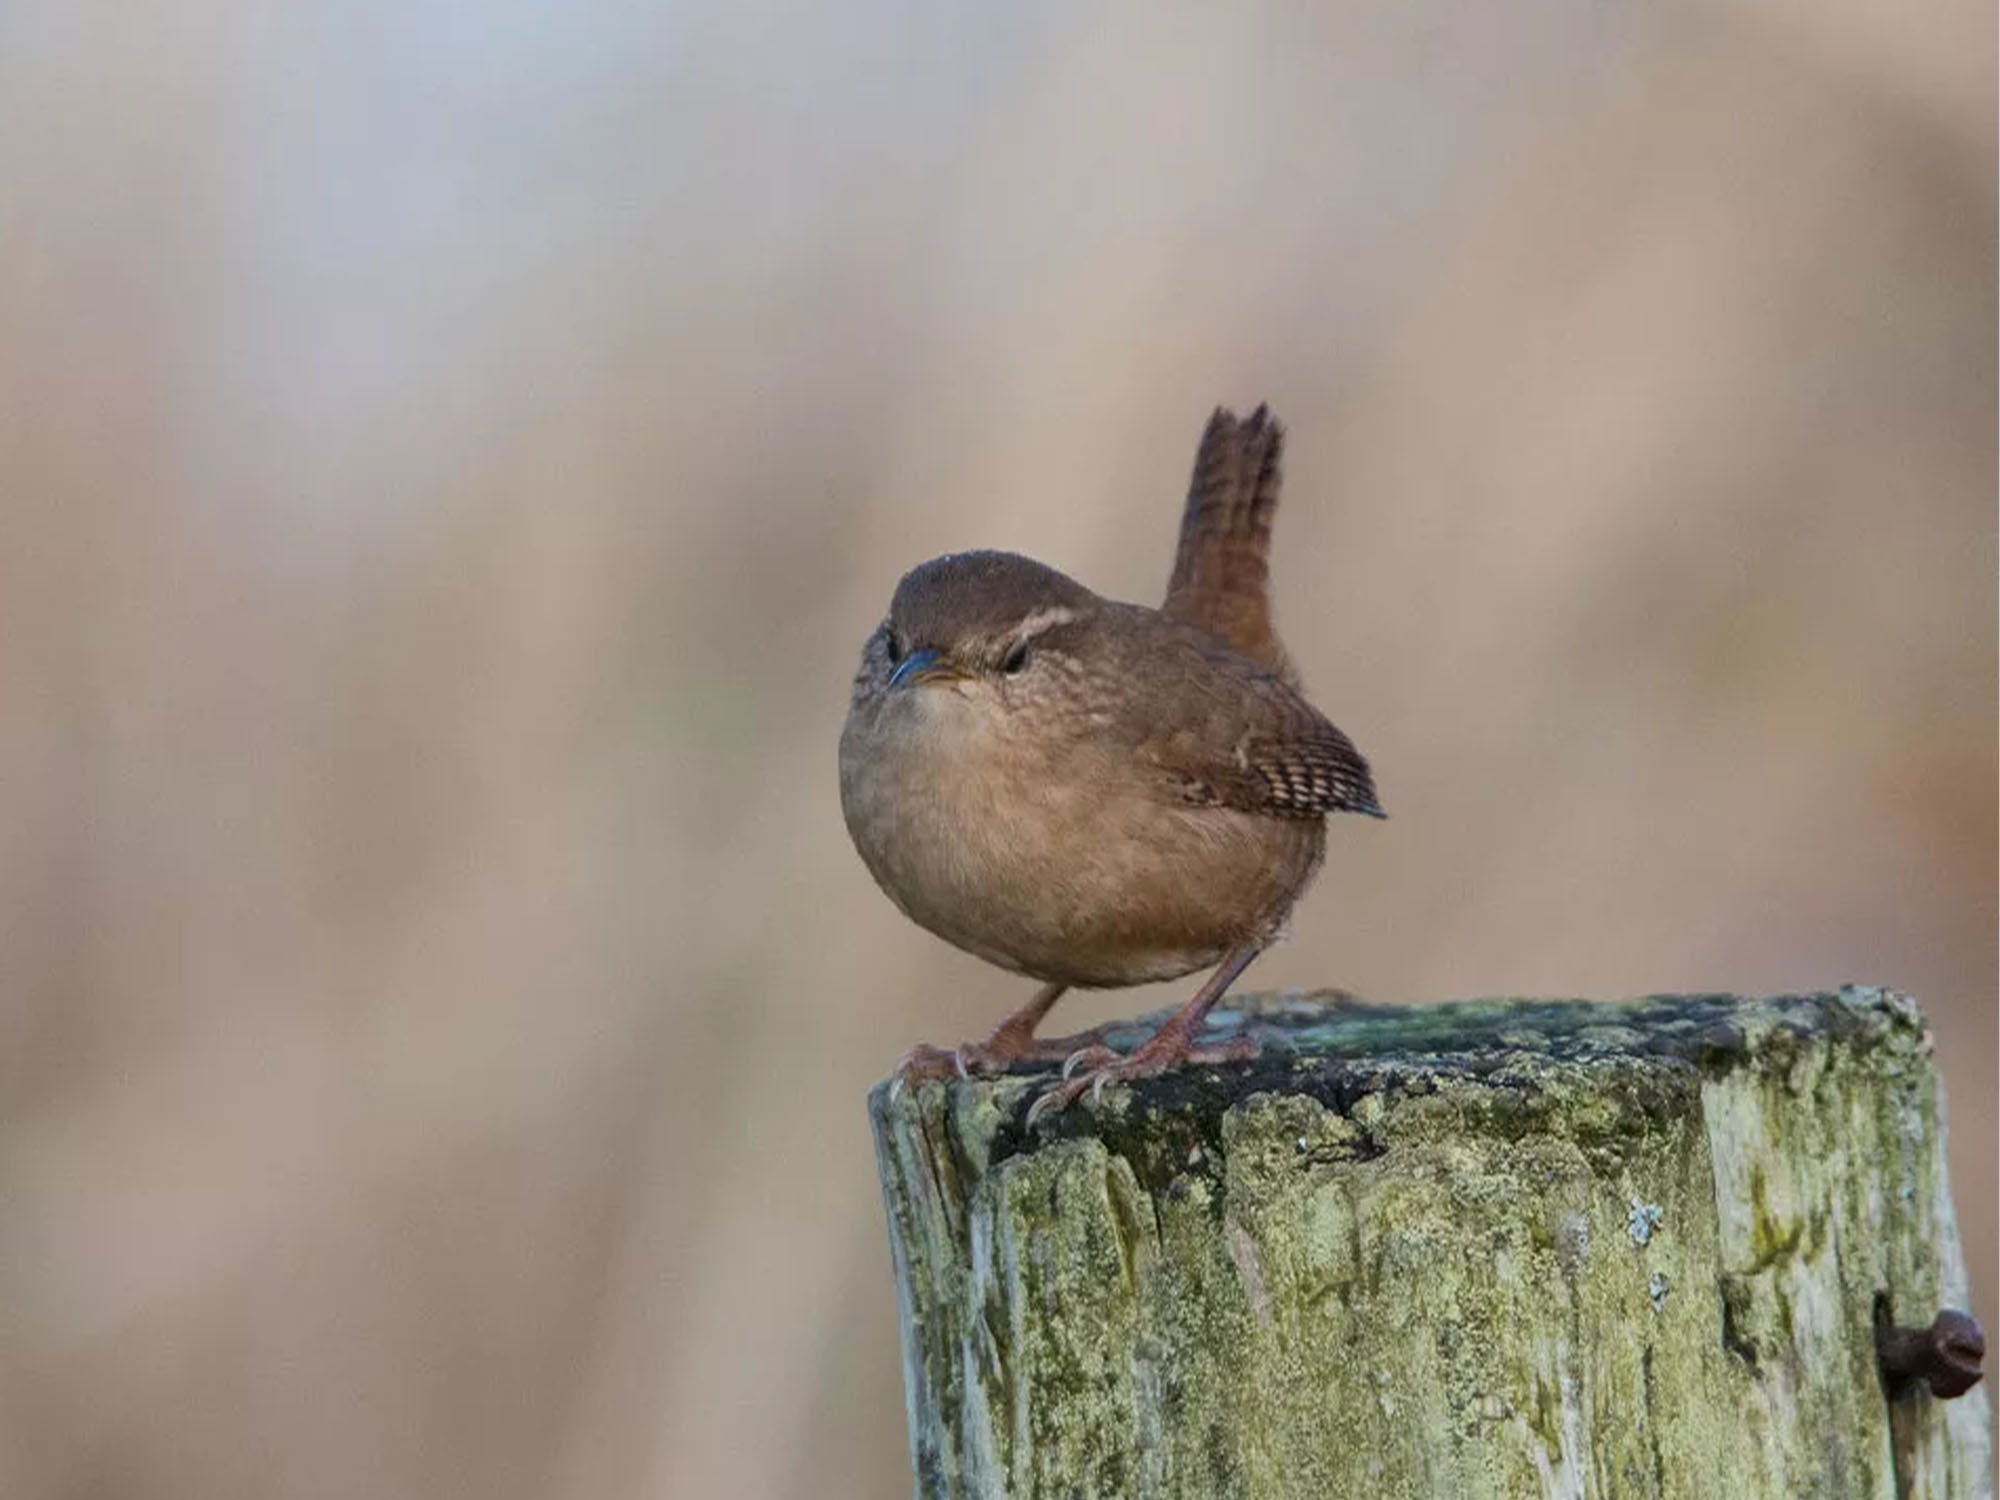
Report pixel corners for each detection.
[2,2,1992,1496]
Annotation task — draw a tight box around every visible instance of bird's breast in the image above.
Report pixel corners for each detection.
[839,690,1322,986]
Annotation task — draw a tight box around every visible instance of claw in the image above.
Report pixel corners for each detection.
[1060,1044,1119,1080]
[1025,1062,1121,1126]
[890,1042,965,1093]
[1024,1085,1067,1129]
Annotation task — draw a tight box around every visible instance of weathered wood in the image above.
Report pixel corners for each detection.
[869,988,1990,1499]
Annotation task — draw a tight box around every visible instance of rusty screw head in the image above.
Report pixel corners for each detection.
[1877,1310,1986,1399]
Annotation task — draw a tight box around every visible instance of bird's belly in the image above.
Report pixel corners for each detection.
[841,719,1322,987]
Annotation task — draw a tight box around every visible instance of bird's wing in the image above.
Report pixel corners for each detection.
[1124,624,1382,821]
[1161,405,1294,684]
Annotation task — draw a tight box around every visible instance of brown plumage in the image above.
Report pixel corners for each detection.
[1163,404,1293,682]
[838,407,1381,1113]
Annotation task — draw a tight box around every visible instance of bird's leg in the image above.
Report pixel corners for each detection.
[1028,946,1263,1122]
[895,981,1110,1088]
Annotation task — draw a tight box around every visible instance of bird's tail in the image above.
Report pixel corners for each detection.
[1161,404,1293,681]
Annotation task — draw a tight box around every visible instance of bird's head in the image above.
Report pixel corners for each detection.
[851,550,1102,715]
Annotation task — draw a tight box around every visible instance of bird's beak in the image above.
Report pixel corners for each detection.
[887,648,959,690]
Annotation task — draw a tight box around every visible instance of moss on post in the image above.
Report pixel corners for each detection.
[869,988,1990,1499]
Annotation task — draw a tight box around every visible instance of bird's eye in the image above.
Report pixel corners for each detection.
[999,640,1030,674]
[883,626,904,665]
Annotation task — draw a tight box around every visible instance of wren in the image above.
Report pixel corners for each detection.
[839,406,1382,1116]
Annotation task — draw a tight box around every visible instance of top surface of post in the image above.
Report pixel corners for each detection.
[871,986,1928,1149]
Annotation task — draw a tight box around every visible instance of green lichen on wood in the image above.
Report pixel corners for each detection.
[869,988,1990,1499]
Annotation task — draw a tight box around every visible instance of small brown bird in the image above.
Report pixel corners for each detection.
[839,406,1382,1115]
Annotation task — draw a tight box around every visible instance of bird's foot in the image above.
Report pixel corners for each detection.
[889,1022,1116,1098]
[889,1043,975,1093]
[1026,1026,1257,1125]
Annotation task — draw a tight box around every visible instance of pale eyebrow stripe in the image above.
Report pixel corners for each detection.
[1013,606,1079,640]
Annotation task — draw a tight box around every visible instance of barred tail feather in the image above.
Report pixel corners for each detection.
[1162,405,1292,681]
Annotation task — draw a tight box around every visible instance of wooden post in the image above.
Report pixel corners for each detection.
[869,988,1991,1499]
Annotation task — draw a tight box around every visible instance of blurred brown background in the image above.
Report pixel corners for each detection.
[1,2,1992,1496]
